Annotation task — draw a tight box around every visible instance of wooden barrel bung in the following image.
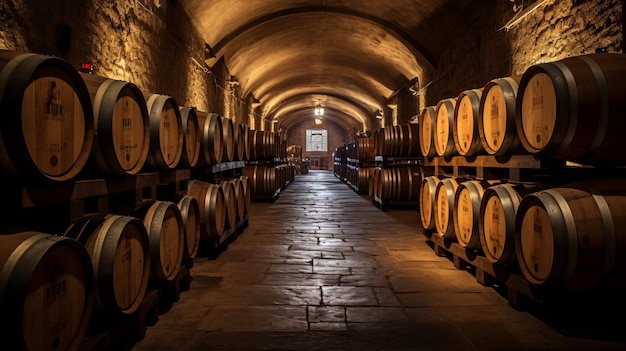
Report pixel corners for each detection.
[478,76,522,155]
[0,231,94,351]
[420,176,441,231]
[186,179,226,238]
[82,74,150,175]
[196,111,224,166]
[478,183,534,264]
[0,51,94,182]
[141,201,184,282]
[453,180,498,250]
[434,98,458,157]
[64,215,150,316]
[516,53,626,164]
[144,94,183,170]
[434,177,459,239]
[453,88,484,156]
[515,179,626,291]
[419,106,437,157]
[177,195,201,259]
[178,107,201,168]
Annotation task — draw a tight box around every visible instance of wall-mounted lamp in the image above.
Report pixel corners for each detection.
[504,0,549,30]
[375,110,384,119]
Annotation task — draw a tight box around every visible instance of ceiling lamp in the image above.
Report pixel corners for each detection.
[314,117,323,125]
[314,102,324,117]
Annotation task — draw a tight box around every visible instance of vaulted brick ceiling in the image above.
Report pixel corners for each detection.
[180,0,479,132]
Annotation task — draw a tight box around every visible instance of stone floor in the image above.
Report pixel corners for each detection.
[131,170,626,351]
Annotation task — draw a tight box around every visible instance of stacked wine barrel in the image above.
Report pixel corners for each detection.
[419,52,626,295]
[332,136,376,194]
[244,129,293,201]
[0,50,255,349]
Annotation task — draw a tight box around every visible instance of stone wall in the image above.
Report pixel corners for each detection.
[419,0,623,108]
[0,0,225,115]
[288,119,348,170]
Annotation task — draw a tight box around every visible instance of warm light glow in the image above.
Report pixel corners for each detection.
[314,117,323,125]
[314,105,324,117]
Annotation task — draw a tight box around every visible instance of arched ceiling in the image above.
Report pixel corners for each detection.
[179,0,479,132]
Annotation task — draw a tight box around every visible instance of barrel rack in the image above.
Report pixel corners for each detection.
[422,153,626,309]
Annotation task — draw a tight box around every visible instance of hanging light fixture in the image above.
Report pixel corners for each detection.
[314,101,324,118]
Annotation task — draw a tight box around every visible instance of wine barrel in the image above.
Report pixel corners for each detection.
[81,74,150,176]
[516,53,626,164]
[221,116,235,162]
[0,231,94,351]
[232,121,245,161]
[420,176,441,231]
[394,124,421,157]
[239,175,251,216]
[186,179,226,238]
[229,178,246,220]
[419,106,437,157]
[515,178,626,291]
[453,88,484,156]
[64,215,150,316]
[373,128,384,157]
[453,180,498,250]
[370,167,382,198]
[178,107,201,168]
[220,179,238,229]
[434,98,458,157]
[0,51,94,182]
[479,183,534,264]
[144,93,183,170]
[434,177,459,239]
[141,201,184,282]
[249,129,268,160]
[240,123,251,160]
[196,111,224,166]
[243,165,278,199]
[356,136,375,161]
[478,76,522,155]
[177,195,201,259]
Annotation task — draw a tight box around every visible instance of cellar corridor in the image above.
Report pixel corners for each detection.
[128,170,626,351]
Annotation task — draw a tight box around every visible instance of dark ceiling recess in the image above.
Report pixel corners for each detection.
[180,0,479,132]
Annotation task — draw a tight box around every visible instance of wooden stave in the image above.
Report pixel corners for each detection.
[141,200,184,282]
[515,53,626,164]
[515,179,626,291]
[0,231,94,351]
[453,88,484,156]
[186,179,226,238]
[220,115,235,163]
[65,215,151,317]
[178,107,201,168]
[220,179,238,229]
[144,94,184,170]
[453,180,496,250]
[420,176,441,231]
[434,177,459,239]
[177,195,201,259]
[419,106,437,157]
[478,76,522,156]
[433,98,458,157]
[82,74,150,176]
[478,183,526,264]
[196,111,224,166]
[0,51,95,182]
